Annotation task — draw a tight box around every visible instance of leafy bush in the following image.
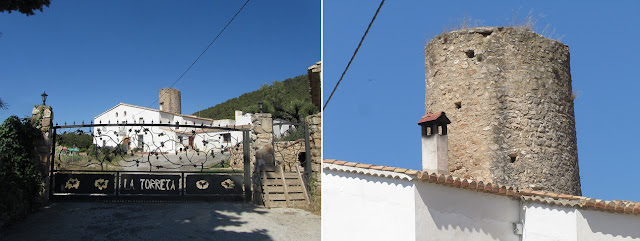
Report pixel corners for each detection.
[0,116,43,225]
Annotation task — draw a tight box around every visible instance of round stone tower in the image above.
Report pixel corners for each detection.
[159,88,181,114]
[424,27,581,195]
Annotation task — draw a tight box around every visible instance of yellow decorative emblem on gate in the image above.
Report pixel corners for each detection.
[221,179,235,190]
[65,178,80,189]
[94,179,109,190]
[196,180,209,190]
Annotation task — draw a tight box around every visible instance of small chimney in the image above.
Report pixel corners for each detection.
[418,112,451,174]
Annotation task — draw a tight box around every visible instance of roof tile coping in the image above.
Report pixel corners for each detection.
[323,159,640,215]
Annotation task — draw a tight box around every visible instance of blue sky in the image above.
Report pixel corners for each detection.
[0,1,320,124]
[323,1,640,201]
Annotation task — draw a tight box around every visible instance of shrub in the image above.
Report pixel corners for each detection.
[0,116,43,226]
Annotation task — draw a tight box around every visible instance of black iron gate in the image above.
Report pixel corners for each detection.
[49,121,251,201]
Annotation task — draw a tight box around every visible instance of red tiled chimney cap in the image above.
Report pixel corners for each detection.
[418,112,451,125]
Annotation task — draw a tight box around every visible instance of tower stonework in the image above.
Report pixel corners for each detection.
[159,88,181,114]
[424,27,581,195]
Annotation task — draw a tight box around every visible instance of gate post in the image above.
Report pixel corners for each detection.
[242,130,251,202]
[49,128,56,200]
[30,104,54,203]
[304,124,311,180]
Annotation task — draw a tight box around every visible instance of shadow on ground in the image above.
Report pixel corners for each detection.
[0,201,319,241]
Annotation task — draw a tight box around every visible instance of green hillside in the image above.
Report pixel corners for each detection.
[194,75,319,123]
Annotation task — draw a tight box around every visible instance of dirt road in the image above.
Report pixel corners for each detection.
[0,202,320,241]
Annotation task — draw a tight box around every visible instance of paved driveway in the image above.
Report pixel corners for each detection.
[0,202,319,241]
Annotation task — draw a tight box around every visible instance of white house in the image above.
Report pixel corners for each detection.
[322,113,640,241]
[93,92,252,154]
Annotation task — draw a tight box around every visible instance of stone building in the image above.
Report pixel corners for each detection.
[159,88,181,114]
[308,61,322,109]
[424,27,580,195]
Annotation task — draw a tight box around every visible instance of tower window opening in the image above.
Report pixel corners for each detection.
[509,153,518,163]
[455,101,462,109]
[465,50,475,58]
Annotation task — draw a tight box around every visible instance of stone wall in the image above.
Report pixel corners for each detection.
[250,113,273,203]
[305,113,321,188]
[231,140,307,172]
[424,27,580,195]
[274,140,305,171]
[159,88,181,114]
[31,105,53,201]
[308,61,322,109]
[229,144,245,170]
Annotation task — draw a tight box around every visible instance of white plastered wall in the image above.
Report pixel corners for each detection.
[522,202,578,241]
[322,167,416,241]
[522,202,640,241]
[414,182,520,241]
[576,208,640,240]
[94,104,163,151]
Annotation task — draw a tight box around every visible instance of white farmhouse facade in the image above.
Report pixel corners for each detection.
[93,102,251,154]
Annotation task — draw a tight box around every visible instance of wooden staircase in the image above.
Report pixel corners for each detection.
[262,166,310,208]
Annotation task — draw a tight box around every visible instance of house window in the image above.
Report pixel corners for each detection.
[159,102,164,111]
[115,112,119,117]
[124,111,127,117]
[139,117,144,124]
[222,133,231,143]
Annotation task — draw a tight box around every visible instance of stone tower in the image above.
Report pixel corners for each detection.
[159,88,181,114]
[424,27,581,195]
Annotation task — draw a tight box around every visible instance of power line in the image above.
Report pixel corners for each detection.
[323,0,385,111]
[148,0,251,110]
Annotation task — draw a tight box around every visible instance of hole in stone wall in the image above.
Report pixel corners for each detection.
[454,101,462,109]
[479,32,491,37]
[509,153,518,163]
[465,50,475,58]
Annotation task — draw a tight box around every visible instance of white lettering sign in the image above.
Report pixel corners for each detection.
[139,178,176,191]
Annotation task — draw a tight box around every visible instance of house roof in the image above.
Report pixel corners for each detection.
[94,102,215,122]
[323,159,640,215]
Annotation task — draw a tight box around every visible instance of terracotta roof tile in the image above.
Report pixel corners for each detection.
[453,177,462,186]
[381,166,396,171]
[391,168,406,173]
[468,180,477,189]
[460,179,470,188]
[405,170,419,175]
[323,159,640,215]
[418,112,451,125]
[355,163,372,168]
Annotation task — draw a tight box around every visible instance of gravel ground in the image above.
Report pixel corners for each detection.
[0,202,320,241]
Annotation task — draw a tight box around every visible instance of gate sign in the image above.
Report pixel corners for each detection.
[54,173,115,194]
[120,174,180,195]
[186,175,243,195]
